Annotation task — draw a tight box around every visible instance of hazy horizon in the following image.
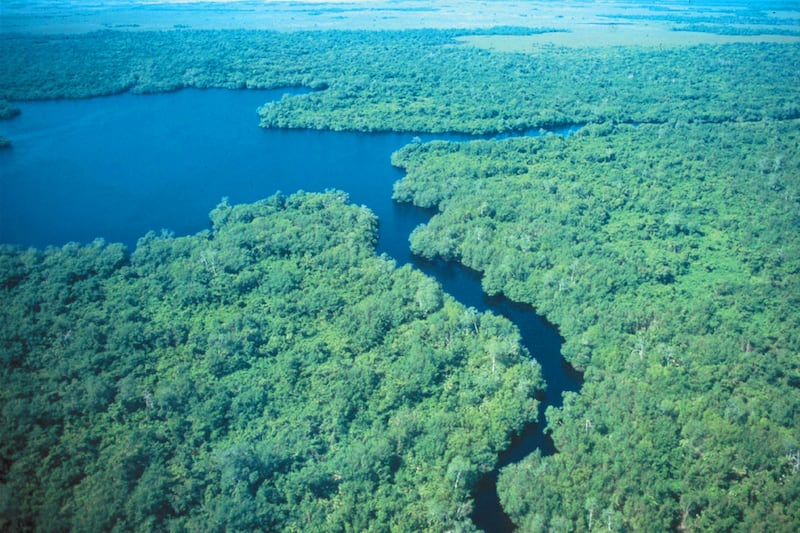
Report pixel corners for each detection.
[2,1,798,48]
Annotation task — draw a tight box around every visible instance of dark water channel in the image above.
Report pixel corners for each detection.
[419,257,582,531]
[0,89,582,531]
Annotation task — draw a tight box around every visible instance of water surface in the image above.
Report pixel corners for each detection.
[0,89,581,532]
[0,88,459,263]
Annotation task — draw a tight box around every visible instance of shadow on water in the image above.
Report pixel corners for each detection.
[387,205,584,532]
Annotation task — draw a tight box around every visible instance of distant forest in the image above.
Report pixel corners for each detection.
[1,28,799,532]
[1,29,798,133]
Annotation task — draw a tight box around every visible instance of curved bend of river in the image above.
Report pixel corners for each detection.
[0,88,583,532]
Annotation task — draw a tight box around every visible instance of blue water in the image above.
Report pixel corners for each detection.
[0,89,581,532]
[0,89,470,261]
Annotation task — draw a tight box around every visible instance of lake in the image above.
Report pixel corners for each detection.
[0,88,581,532]
[0,88,472,262]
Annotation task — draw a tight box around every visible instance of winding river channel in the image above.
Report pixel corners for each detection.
[0,88,582,531]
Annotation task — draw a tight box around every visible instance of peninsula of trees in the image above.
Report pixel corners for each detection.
[1,25,798,531]
[0,192,541,531]
[393,119,800,530]
[1,30,798,133]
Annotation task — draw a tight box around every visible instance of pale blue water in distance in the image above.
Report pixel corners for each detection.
[0,88,581,533]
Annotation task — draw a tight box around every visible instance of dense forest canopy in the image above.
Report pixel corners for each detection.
[0,191,542,531]
[1,29,799,134]
[392,120,800,530]
[1,18,799,533]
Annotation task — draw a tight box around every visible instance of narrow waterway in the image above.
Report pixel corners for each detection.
[393,227,583,531]
[0,89,582,531]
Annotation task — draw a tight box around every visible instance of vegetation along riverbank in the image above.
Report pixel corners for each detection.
[1,22,799,531]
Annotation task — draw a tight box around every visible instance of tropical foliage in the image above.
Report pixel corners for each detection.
[392,119,800,531]
[1,23,799,532]
[1,30,798,134]
[0,192,542,532]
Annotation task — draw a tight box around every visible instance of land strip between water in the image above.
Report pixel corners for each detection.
[1,16,799,531]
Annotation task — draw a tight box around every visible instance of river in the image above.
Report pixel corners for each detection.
[0,88,582,531]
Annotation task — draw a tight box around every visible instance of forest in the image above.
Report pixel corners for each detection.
[0,191,541,531]
[393,120,800,530]
[1,24,799,532]
[1,29,799,135]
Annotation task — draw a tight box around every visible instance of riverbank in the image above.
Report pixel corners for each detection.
[2,12,797,530]
[0,87,585,531]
